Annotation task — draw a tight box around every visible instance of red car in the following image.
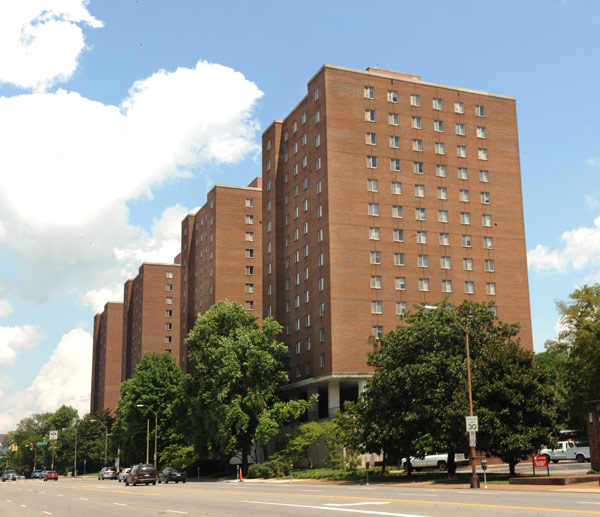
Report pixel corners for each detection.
[44,471,58,481]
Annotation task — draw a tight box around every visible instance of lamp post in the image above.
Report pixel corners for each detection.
[72,418,80,477]
[90,419,108,466]
[136,404,158,468]
[423,304,480,489]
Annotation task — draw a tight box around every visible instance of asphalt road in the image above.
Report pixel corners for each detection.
[1,476,600,517]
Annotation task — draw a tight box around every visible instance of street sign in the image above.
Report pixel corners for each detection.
[533,455,548,468]
[465,416,478,432]
[37,441,47,446]
[469,431,476,447]
[49,430,58,440]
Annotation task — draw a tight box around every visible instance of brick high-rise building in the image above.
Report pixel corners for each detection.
[179,179,263,371]
[90,302,124,414]
[122,262,182,381]
[262,64,532,418]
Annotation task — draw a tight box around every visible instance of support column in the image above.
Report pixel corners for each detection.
[307,385,319,421]
[328,380,340,418]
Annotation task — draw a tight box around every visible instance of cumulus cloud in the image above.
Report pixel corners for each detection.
[0,328,91,432]
[585,158,600,167]
[0,299,13,317]
[528,215,600,273]
[0,324,43,367]
[0,61,262,303]
[0,0,103,91]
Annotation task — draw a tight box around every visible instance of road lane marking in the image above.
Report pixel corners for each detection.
[165,511,187,514]
[113,502,127,506]
[43,512,52,515]
[246,501,430,517]
[326,502,390,507]
[6,499,12,502]
[191,487,600,514]
[20,504,27,507]
[580,502,600,505]
[80,497,89,500]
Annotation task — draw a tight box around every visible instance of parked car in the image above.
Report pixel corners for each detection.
[540,440,591,463]
[158,467,187,484]
[125,464,157,486]
[403,453,469,472]
[118,468,131,482]
[98,466,118,480]
[32,470,43,479]
[2,470,17,481]
[44,470,58,481]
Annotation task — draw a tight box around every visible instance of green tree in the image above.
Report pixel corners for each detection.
[185,300,312,472]
[544,284,600,433]
[113,352,189,468]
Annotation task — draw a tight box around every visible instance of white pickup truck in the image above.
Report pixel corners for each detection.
[403,453,469,472]
[539,441,590,463]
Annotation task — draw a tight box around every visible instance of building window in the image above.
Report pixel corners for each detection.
[366,155,377,168]
[245,283,254,293]
[455,123,466,136]
[306,337,311,351]
[434,142,446,155]
[478,148,488,161]
[457,145,467,158]
[462,234,472,247]
[437,187,448,200]
[319,327,325,342]
[483,236,493,249]
[416,231,427,244]
[372,326,383,339]
[315,111,320,124]
[393,228,404,242]
[394,252,405,266]
[368,203,380,216]
[459,190,470,203]
[305,314,311,327]
[365,132,376,145]
[484,259,495,272]
[166,297,173,305]
[439,232,450,246]
[166,284,174,291]
[463,258,474,271]
[302,112,306,124]
[436,164,446,177]
[295,341,301,355]
[464,281,475,294]
[367,178,379,192]
[395,277,406,290]
[413,161,424,174]
[315,157,322,171]
[412,139,423,152]
[486,282,496,295]
[165,336,172,344]
[387,90,398,102]
[415,207,426,220]
[418,278,430,291]
[303,156,308,168]
[370,251,381,264]
[432,97,443,110]
[365,109,376,122]
[481,192,491,204]
[475,105,485,117]
[364,85,375,99]
[316,180,322,194]
[458,167,468,180]
[318,252,324,266]
[245,215,254,224]
[369,227,380,240]
[371,300,383,314]
[433,120,444,132]
[245,232,254,241]
[370,275,382,289]
[318,228,324,241]
[414,184,425,197]
[411,116,422,129]
[388,113,399,126]
[438,210,448,223]
[479,170,489,182]
[442,279,453,293]
[165,322,173,330]
[166,271,174,279]
[245,301,254,310]
[391,181,402,194]
[440,256,451,269]
[245,265,254,275]
[477,126,487,139]
[317,205,322,218]
[454,101,464,114]
[417,254,429,267]
[392,205,403,218]
[389,135,400,148]
[266,159,271,171]
[320,352,326,366]
[482,214,492,227]
[165,310,173,317]
[410,94,420,107]
[396,302,407,315]
[390,158,401,171]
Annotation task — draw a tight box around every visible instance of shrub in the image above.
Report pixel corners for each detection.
[247,456,290,479]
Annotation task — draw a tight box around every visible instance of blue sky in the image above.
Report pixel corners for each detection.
[0,0,598,432]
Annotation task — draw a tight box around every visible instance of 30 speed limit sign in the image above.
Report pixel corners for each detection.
[465,416,478,432]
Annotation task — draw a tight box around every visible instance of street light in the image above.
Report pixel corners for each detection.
[72,418,80,477]
[136,404,158,468]
[423,304,480,489]
[90,419,108,466]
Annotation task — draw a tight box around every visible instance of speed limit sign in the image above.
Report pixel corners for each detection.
[465,416,478,432]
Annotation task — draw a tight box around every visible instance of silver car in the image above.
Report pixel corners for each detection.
[2,470,17,481]
[118,468,130,482]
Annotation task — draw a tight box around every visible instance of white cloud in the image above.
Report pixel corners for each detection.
[585,158,600,167]
[0,299,13,317]
[0,324,43,367]
[80,283,124,313]
[0,61,262,303]
[527,215,600,273]
[0,0,103,91]
[0,328,91,432]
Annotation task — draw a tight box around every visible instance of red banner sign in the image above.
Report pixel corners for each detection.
[533,455,548,468]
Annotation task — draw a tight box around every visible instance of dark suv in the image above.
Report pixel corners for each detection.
[125,464,157,486]
[158,467,187,484]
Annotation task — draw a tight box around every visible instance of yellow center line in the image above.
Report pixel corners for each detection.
[189,487,600,515]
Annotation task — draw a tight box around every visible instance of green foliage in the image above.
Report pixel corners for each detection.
[185,300,310,469]
[113,351,189,467]
[544,284,600,433]
[247,455,290,478]
[160,445,195,469]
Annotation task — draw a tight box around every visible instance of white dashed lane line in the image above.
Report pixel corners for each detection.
[113,502,127,506]
[165,511,188,515]
[79,497,89,500]
[43,511,52,515]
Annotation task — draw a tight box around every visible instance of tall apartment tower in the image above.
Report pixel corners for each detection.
[262,64,532,418]
[90,302,124,414]
[179,179,263,371]
[121,262,182,381]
